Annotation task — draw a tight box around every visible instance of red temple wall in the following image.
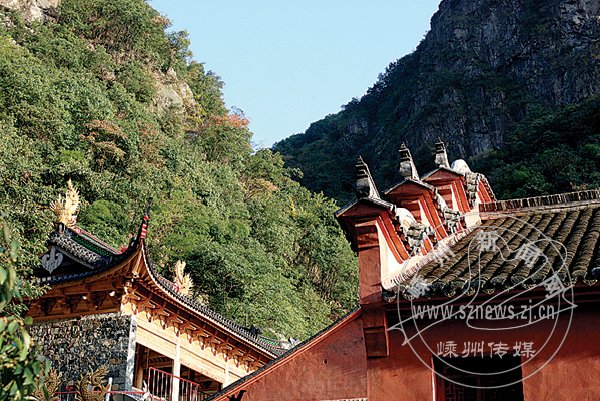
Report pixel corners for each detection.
[368,309,600,400]
[217,309,600,401]
[238,315,368,401]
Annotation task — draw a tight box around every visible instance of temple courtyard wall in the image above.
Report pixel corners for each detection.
[218,308,600,401]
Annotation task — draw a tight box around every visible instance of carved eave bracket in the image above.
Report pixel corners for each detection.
[123,280,273,368]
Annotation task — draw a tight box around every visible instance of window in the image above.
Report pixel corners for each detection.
[434,356,524,401]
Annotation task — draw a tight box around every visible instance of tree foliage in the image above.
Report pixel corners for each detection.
[0,0,356,340]
[472,97,600,198]
[0,219,50,401]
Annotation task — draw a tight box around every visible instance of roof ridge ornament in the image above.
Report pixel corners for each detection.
[451,159,472,175]
[405,222,434,256]
[465,171,481,206]
[51,179,80,230]
[173,260,193,296]
[399,143,419,181]
[138,197,153,241]
[434,138,450,168]
[355,156,380,199]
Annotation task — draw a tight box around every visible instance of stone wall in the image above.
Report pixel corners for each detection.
[30,312,136,390]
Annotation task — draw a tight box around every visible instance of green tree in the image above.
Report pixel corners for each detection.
[0,0,358,341]
[473,96,600,198]
[0,219,49,401]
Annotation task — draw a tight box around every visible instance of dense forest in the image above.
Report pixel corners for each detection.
[472,96,600,197]
[274,0,600,203]
[0,0,357,340]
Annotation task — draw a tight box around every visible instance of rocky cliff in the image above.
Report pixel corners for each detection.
[274,0,600,202]
[0,0,59,21]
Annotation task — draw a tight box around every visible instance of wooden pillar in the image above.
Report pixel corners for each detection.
[224,358,230,386]
[172,332,181,401]
[133,344,145,389]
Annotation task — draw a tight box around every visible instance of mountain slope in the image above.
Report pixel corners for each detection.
[274,0,600,202]
[0,0,357,339]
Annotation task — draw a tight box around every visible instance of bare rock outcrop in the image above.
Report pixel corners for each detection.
[0,0,59,21]
[153,67,196,114]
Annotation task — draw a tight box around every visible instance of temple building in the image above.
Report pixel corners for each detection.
[28,184,285,399]
[208,141,600,401]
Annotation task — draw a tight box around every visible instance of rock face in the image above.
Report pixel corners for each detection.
[153,67,196,114]
[422,0,599,152]
[0,0,59,21]
[274,0,600,202]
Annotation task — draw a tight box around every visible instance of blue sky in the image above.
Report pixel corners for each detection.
[149,1,441,147]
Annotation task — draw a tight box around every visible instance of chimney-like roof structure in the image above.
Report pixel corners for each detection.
[398,143,419,181]
[434,138,450,168]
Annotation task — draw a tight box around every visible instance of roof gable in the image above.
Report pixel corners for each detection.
[206,308,363,401]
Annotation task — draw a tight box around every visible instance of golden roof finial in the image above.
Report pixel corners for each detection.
[174,260,193,296]
[51,179,80,228]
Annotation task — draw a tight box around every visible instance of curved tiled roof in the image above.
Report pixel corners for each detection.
[35,221,284,357]
[386,191,600,300]
[36,226,139,284]
[141,246,285,356]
